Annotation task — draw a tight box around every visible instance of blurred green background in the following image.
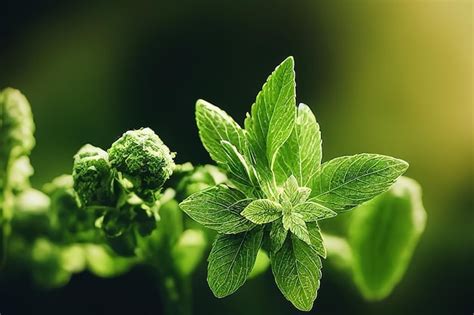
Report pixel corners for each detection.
[0,0,472,314]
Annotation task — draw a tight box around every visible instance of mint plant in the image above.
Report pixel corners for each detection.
[180,57,410,311]
[0,57,427,314]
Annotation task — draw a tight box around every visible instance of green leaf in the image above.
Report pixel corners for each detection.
[348,177,426,300]
[207,227,263,297]
[274,103,322,186]
[244,57,296,185]
[270,218,288,254]
[179,185,255,234]
[271,235,322,311]
[293,202,337,222]
[310,154,409,213]
[241,199,283,224]
[220,140,259,195]
[282,212,310,245]
[307,222,326,258]
[280,176,311,206]
[294,187,311,204]
[196,99,247,164]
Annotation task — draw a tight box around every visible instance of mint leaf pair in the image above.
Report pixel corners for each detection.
[180,57,408,311]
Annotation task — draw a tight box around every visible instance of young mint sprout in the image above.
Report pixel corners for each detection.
[180,57,411,311]
[72,144,113,207]
[108,128,175,197]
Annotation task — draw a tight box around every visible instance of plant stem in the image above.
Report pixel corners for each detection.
[156,267,192,315]
[0,187,14,267]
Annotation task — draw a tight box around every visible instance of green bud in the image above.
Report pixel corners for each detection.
[108,128,175,194]
[72,144,113,207]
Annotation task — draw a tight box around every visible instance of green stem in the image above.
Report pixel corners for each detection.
[0,189,14,267]
[156,267,192,315]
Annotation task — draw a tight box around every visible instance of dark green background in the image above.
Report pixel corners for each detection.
[1,1,472,314]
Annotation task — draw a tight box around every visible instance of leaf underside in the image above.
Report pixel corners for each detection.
[271,235,322,311]
[208,227,264,297]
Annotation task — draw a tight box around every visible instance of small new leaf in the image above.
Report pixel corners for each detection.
[179,185,255,234]
[271,235,322,311]
[207,227,263,297]
[294,187,311,205]
[293,202,337,222]
[282,212,310,245]
[241,199,283,224]
[310,154,409,212]
[280,176,311,205]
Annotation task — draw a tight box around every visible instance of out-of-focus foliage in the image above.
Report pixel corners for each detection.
[0,91,228,314]
[0,88,35,161]
[0,88,35,263]
[4,171,137,289]
[349,177,427,300]
[3,157,217,298]
[323,177,427,301]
